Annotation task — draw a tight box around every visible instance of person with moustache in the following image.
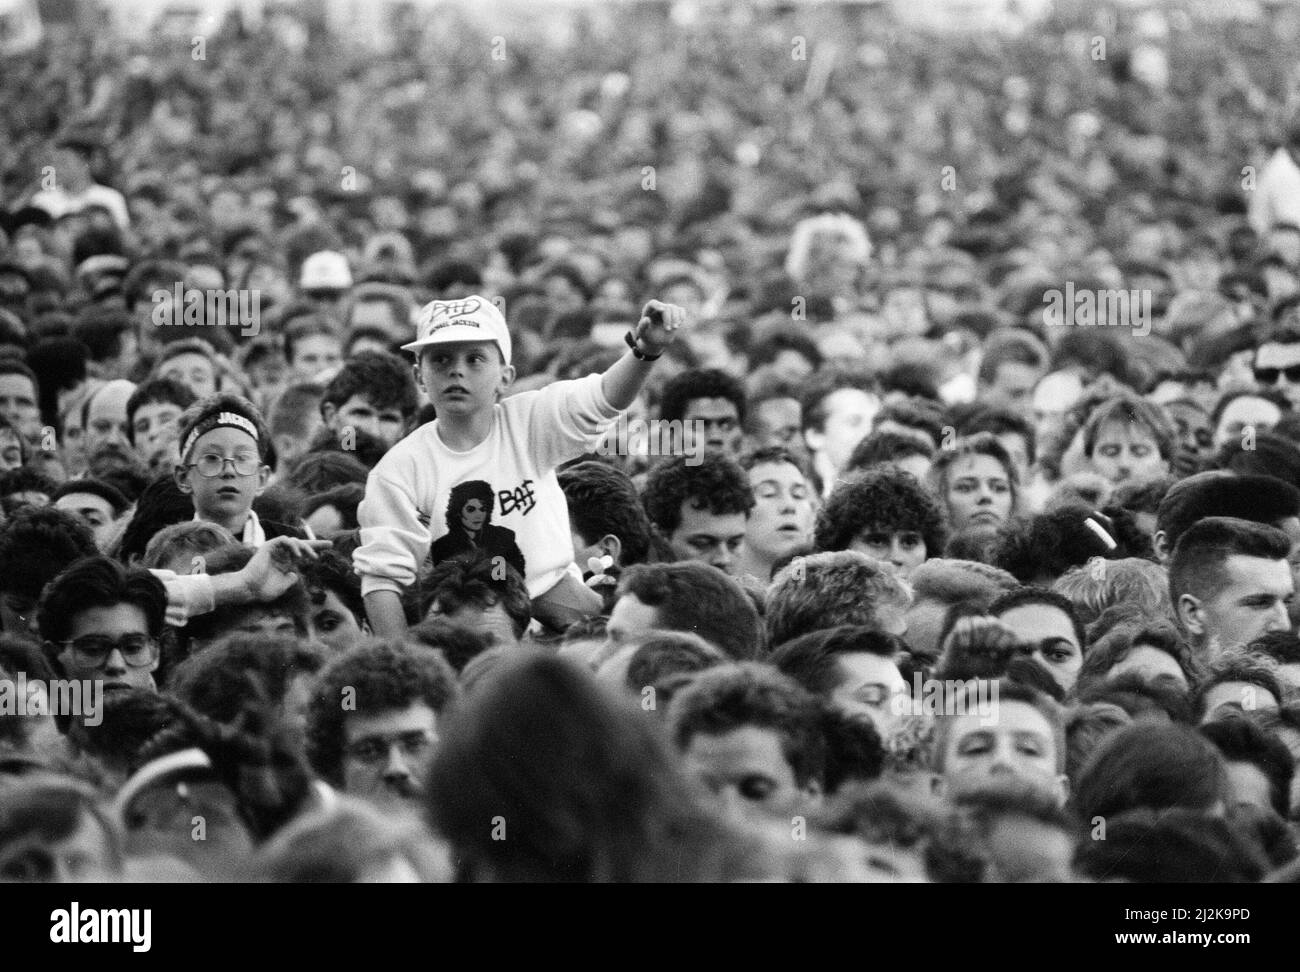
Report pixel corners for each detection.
[306,640,460,806]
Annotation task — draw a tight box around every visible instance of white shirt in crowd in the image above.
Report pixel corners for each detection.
[355,372,620,600]
[30,182,132,230]
[1249,147,1300,236]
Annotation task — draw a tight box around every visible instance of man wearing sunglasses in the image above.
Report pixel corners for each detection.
[1253,325,1300,409]
[37,555,167,702]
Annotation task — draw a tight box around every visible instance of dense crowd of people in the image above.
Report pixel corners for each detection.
[5,2,1300,882]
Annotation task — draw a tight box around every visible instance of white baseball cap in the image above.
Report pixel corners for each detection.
[1032,370,1085,415]
[401,295,512,365]
[299,250,353,291]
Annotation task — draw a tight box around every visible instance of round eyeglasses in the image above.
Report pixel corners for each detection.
[184,454,261,477]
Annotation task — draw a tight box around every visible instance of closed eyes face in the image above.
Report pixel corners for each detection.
[1096,436,1154,461]
[831,652,907,736]
[1090,421,1167,483]
[753,478,810,502]
[746,461,815,557]
[681,726,807,819]
[669,504,748,574]
[943,702,1059,790]
[954,730,1046,760]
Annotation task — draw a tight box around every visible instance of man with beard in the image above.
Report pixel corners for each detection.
[306,640,459,805]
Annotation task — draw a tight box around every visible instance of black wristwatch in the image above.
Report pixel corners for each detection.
[625,330,663,361]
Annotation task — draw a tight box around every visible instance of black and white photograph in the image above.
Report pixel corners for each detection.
[0,0,1294,937]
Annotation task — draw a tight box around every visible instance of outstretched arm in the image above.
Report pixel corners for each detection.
[600,300,688,411]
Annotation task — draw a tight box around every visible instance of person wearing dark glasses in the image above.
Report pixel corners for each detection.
[37,555,167,701]
[1253,325,1300,409]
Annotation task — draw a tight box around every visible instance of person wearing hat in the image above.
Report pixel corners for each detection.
[355,294,688,636]
[298,250,353,312]
[111,748,254,881]
[28,132,130,232]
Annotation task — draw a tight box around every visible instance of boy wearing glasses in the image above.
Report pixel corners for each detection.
[38,555,167,698]
[173,393,305,545]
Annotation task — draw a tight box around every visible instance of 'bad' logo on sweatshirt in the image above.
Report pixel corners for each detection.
[497,479,536,516]
[427,478,532,580]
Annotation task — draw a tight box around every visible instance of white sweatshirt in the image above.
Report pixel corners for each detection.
[31,183,132,230]
[354,373,621,599]
[1249,147,1300,236]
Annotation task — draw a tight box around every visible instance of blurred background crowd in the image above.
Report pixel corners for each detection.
[4,0,1300,883]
